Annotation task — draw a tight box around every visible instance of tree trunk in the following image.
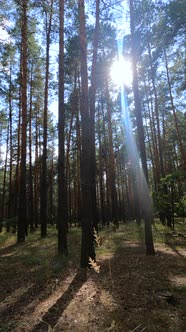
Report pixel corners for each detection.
[1,125,9,230]
[164,48,186,171]
[106,80,118,226]
[89,0,100,231]
[78,0,95,268]
[34,107,39,229]
[130,0,155,255]
[98,104,106,225]
[58,0,68,255]
[17,0,28,243]
[148,42,165,178]
[40,0,54,238]
[75,105,82,226]
[8,63,13,225]
[28,61,34,232]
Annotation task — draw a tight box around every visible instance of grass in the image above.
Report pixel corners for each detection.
[0,226,82,287]
[96,222,145,256]
[171,285,186,295]
[0,219,186,332]
[97,219,185,257]
[0,220,185,280]
[0,231,16,247]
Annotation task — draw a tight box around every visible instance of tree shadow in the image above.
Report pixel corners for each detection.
[0,253,86,332]
[0,268,56,324]
[165,233,186,261]
[0,242,79,325]
[1,225,186,331]
[31,270,87,332]
[93,233,186,332]
[0,242,18,256]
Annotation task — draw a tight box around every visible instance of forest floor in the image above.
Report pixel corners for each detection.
[0,221,186,332]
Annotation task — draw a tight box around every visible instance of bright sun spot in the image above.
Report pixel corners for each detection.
[110,57,133,87]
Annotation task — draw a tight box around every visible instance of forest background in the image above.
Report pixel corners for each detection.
[0,0,186,265]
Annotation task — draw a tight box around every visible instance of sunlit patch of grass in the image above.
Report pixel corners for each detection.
[152,219,186,248]
[107,222,145,242]
[96,233,122,257]
[152,228,168,245]
[152,220,186,245]
[97,222,145,257]
[0,231,16,248]
[171,284,186,295]
[0,227,82,280]
[97,237,117,255]
[152,220,170,243]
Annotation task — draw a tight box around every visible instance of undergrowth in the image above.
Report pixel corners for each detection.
[0,219,185,278]
[0,219,185,332]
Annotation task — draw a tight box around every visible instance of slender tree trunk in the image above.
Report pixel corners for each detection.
[28,62,34,232]
[66,87,75,227]
[143,77,159,190]
[78,0,95,268]
[106,80,118,226]
[130,0,155,255]
[101,99,111,224]
[34,107,39,229]
[164,49,186,171]
[8,64,13,225]
[40,0,53,237]
[14,65,22,220]
[89,0,100,231]
[48,153,54,224]
[75,105,81,225]
[98,104,106,225]
[1,125,9,230]
[17,0,28,242]
[148,42,165,178]
[58,0,68,255]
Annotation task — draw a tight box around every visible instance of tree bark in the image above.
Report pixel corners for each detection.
[28,60,34,232]
[40,0,54,238]
[89,0,100,231]
[130,0,155,255]
[17,0,28,242]
[58,0,68,255]
[106,80,118,226]
[164,48,186,171]
[78,0,95,268]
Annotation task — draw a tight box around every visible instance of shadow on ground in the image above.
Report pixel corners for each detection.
[31,270,87,332]
[91,232,186,332]
[0,225,186,332]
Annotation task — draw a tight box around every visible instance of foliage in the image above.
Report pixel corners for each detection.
[0,0,185,261]
[153,172,186,226]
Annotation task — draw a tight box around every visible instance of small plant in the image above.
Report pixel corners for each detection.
[104,320,118,331]
[88,228,103,273]
[40,319,58,332]
[89,257,100,273]
[93,227,103,247]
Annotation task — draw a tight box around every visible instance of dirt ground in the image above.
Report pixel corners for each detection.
[0,227,186,332]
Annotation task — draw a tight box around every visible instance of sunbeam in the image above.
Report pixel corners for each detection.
[117,38,153,223]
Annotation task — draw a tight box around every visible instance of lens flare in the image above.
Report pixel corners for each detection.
[110,56,133,87]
